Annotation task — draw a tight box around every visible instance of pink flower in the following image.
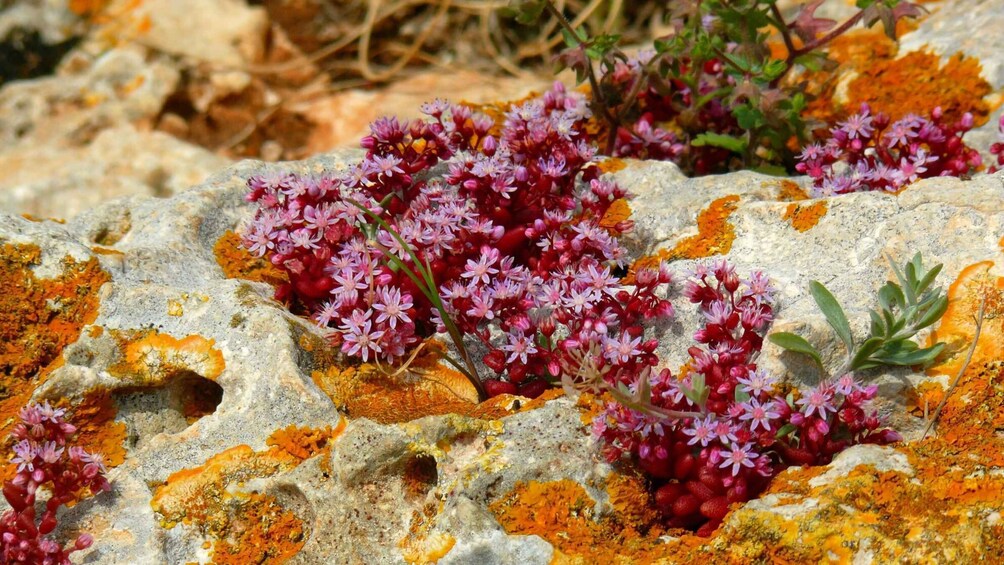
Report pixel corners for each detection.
[739,398,780,432]
[341,320,385,362]
[720,443,759,476]
[373,287,413,329]
[797,385,836,419]
[462,248,500,285]
[684,415,717,447]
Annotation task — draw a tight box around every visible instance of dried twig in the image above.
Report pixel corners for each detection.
[922,293,987,439]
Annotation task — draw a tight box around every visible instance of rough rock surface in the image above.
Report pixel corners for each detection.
[0,44,228,219]
[1,147,1003,562]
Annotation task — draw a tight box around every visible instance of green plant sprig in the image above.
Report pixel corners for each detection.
[347,200,488,402]
[769,253,948,380]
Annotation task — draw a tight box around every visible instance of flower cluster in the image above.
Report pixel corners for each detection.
[990,114,1004,173]
[241,82,675,398]
[796,104,982,196]
[1,402,109,564]
[591,260,899,536]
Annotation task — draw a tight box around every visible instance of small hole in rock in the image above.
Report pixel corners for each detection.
[113,371,224,451]
[402,454,438,500]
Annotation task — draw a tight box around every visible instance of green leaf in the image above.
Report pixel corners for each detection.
[560,28,580,48]
[850,336,885,371]
[914,295,949,331]
[735,387,751,403]
[734,105,765,130]
[908,253,925,285]
[878,282,905,311]
[585,34,620,60]
[809,281,854,353]
[869,310,886,337]
[682,373,710,408]
[761,59,787,81]
[916,262,943,296]
[887,254,916,305]
[793,52,827,73]
[768,332,823,366]
[775,423,798,439]
[691,132,748,154]
[874,343,945,366]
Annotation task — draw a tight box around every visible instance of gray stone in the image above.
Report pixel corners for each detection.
[1,145,1001,562]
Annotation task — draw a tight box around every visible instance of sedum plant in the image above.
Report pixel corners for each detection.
[242,83,675,401]
[769,253,948,376]
[591,259,899,536]
[1,402,109,564]
[796,105,982,195]
[991,114,1004,173]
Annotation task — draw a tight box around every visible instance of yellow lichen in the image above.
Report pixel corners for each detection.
[489,479,673,564]
[109,330,226,386]
[0,243,109,442]
[599,198,632,232]
[209,492,306,565]
[310,340,480,424]
[782,200,828,232]
[598,158,628,174]
[213,230,288,288]
[150,434,335,564]
[771,179,811,202]
[265,422,345,461]
[626,195,740,283]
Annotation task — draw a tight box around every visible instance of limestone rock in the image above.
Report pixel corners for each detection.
[0,147,1002,562]
[0,44,228,218]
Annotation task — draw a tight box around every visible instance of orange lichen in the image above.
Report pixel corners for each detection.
[20,214,66,224]
[399,499,453,565]
[800,29,900,128]
[90,246,124,256]
[0,243,109,439]
[210,492,306,565]
[782,200,828,232]
[925,262,1004,375]
[109,330,226,385]
[60,390,128,469]
[151,436,336,563]
[626,195,740,283]
[152,445,294,527]
[310,340,481,424]
[771,179,811,202]
[213,230,288,288]
[266,422,345,461]
[599,198,632,232]
[907,380,945,418]
[847,51,991,126]
[489,479,674,563]
[598,158,628,174]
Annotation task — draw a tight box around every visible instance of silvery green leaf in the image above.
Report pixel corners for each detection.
[809,281,854,353]
[768,332,823,366]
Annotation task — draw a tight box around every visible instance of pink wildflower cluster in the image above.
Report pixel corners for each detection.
[990,114,1004,173]
[241,82,675,398]
[591,260,900,536]
[797,104,982,196]
[2,402,109,564]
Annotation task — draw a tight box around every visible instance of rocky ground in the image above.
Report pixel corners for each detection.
[1,0,1004,564]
